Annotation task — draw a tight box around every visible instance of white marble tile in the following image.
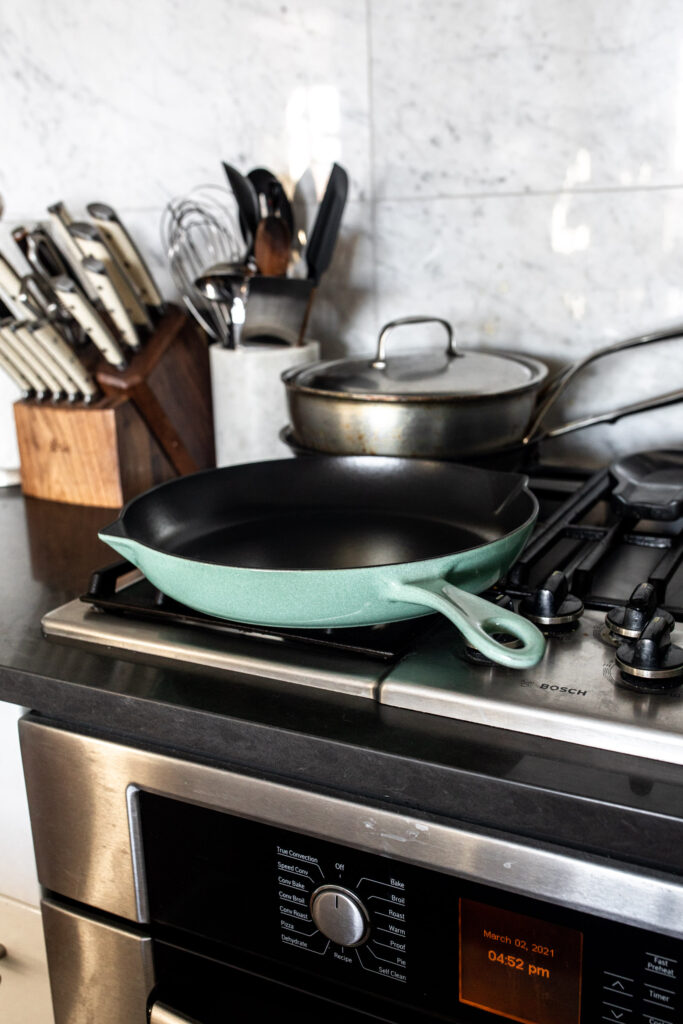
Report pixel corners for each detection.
[374,188,683,461]
[370,0,683,198]
[0,0,370,217]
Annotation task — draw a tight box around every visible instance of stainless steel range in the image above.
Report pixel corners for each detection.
[25,450,683,1024]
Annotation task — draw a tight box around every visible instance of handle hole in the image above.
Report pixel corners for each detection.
[464,631,523,666]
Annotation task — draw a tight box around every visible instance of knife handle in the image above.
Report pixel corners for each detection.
[0,345,33,397]
[82,257,141,351]
[53,277,127,369]
[0,253,27,308]
[0,324,51,398]
[87,203,164,309]
[13,323,66,399]
[47,203,100,303]
[71,224,152,328]
[31,321,99,401]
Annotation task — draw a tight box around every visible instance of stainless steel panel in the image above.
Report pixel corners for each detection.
[381,610,683,765]
[41,599,379,699]
[20,719,683,938]
[41,897,153,1024]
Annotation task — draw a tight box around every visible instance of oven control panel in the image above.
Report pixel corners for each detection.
[140,792,683,1023]
[276,841,408,982]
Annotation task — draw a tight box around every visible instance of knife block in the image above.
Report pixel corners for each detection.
[13,306,215,508]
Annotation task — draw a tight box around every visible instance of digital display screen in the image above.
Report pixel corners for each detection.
[459,899,583,1024]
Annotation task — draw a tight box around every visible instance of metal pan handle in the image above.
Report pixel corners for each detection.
[389,577,546,669]
[523,325,683,445]
[372,316,455,369]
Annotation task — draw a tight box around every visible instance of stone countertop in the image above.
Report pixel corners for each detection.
[1,485,682,871]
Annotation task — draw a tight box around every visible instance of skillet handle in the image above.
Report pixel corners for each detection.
[390,579,545,669]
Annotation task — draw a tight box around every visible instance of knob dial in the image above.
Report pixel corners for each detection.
[310,885,370,947]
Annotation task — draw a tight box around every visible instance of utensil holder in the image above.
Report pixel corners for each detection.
[14,306,215,507]
[210,340,319,466]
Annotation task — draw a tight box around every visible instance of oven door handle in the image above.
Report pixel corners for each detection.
[149,1002,203,1024]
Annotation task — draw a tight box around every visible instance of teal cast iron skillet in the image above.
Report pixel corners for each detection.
[99,456,546,669]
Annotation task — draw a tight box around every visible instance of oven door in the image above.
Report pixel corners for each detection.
[24,719,683,1024]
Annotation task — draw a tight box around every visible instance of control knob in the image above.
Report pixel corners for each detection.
[605,581,674,640]
[519,570,584,631]
[310,885,370,947]
[616,615,683,693]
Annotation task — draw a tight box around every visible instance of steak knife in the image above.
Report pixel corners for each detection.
[12,322,66,400]
[0,344,33,398]
[70,222,152,330]
[87,201,164,311]
[0,321,51,399]
[53,276,127,369]
[82,256,142,351]
[30,320,98,402]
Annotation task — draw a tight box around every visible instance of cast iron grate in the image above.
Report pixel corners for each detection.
[506,468,683,619]
[80,559,440,661]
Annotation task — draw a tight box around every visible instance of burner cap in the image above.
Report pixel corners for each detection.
[519,571,584,630]
[615,615,683,693]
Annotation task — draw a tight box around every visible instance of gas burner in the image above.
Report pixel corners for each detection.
[518,570,584,632]
[605,582,675,642]
[615,615,683,693]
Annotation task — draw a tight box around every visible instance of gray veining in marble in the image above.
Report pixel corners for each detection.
[0,0,682,466]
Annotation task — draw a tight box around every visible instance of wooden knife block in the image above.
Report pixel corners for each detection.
[14,306,215,508]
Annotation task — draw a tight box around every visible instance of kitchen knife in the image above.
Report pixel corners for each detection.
[86,202,164,312]
[47,202,100,302]
[0,345,33,398]
[53,276,127,369]
[0,321,52,399]
[0,252,33,316]
[12,321,67,400]
[18,273,65,321]
[69,222,152,330]
[82,256,142,351]
[30,319,98,402]
[17,271,84,349]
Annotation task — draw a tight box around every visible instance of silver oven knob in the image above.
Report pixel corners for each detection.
[310,885,370,947]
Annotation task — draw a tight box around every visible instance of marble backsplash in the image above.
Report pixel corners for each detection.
[0,0,681,468]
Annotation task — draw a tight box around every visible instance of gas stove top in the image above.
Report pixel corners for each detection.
[42,452,683,764]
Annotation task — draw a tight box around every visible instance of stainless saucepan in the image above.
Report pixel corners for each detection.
[282,316,683,459]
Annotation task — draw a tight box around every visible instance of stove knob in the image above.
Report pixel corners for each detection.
[310,885,370,947]
[605,582,666,639]
[519,571,584,628]
[616,615,683,692]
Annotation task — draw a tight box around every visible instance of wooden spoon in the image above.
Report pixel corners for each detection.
[254,216,291,277]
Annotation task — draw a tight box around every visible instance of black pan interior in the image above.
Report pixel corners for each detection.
[116,457,536,570]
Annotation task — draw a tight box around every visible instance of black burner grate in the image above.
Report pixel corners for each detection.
[506,468,683,619]
[81,560,440,661]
